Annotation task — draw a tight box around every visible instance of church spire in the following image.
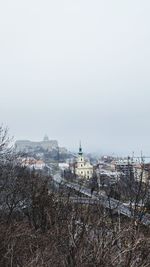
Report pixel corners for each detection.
[78,141,83,156]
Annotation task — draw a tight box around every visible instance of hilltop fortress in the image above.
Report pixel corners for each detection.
[15,135,59,153]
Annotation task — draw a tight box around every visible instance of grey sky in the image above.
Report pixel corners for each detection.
[0,0,150,155]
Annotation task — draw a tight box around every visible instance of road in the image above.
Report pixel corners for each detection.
[53,172,150,226]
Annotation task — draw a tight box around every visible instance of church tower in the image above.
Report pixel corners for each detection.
[75,143,94,179]
[77,142,84,168]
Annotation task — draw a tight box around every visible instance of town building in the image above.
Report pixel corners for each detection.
[134,163,150,184]
[115,158,150,184]
[75,144,93,179]
[115,158,134,177]
[19,157,46,170]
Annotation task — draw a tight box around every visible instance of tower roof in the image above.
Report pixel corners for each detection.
[78,142,83,156]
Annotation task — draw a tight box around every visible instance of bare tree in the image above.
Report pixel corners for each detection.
[0,126,150,266]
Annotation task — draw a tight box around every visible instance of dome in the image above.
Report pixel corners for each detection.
[43,135,49,142]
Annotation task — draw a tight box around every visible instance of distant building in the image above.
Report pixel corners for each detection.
[115,158,150,184]
[134,163,150,184]
[75,144,93,179]
[15,136,58,153]
[19,157,46,170]
[59,163,69,171]
[115,158,134,177]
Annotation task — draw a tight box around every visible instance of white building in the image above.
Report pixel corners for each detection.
[75,144,93,179]
[59,162,69,171]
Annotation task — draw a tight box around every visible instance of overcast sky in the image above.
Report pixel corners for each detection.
[0,0,150,155]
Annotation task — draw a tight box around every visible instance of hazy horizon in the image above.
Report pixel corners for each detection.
[1,1,150,156]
